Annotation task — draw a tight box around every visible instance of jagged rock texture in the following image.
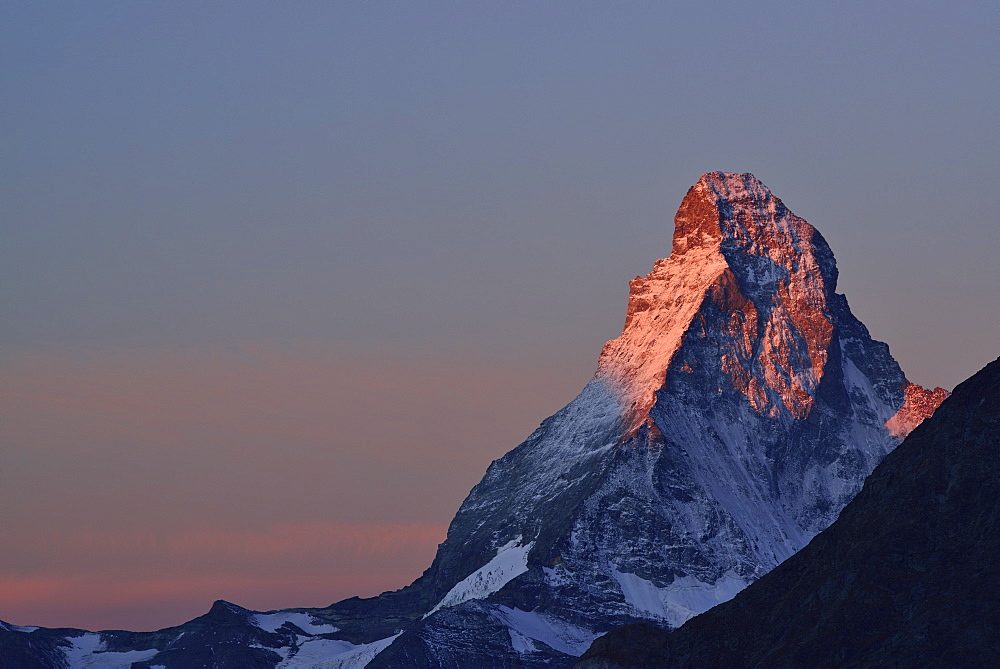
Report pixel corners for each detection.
[577,355,1000,668]
[0,173,944,668]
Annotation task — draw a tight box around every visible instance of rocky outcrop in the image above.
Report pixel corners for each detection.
[886,382,950,437]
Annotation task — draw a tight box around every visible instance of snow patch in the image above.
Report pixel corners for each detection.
[255,611,339,635]
[612,568,748,628]
[427,538,533,616]
[60,633,159,668]
[276,632,401,668]
[507,627,538,654]
[542,564,573,587]
[841,350,895,424]
[491,606,599,656]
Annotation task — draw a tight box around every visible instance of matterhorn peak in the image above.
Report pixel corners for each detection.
[671,172,819,261]
[373,172,948,664]
[598,171,840,429]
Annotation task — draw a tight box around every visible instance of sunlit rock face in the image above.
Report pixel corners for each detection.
[3,173,946,668]
[599,172,837,428]
[886,382,950,438]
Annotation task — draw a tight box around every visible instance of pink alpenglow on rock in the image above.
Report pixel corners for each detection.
[599,172,943,435]
[886,382,950,438]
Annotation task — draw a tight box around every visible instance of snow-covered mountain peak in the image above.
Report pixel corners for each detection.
[598,171,840,430]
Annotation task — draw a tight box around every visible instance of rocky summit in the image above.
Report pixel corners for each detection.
[0,173,945,668]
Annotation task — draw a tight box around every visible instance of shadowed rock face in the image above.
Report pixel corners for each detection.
[0,174,944,668]
[577,356,1000,669]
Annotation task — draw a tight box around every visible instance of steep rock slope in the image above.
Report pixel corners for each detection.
[0,173,944,668]
[577,355,1000,668]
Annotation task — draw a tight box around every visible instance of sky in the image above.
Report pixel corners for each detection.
[2,1,998,631]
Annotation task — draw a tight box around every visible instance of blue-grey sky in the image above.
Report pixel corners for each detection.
[2,1,998,630]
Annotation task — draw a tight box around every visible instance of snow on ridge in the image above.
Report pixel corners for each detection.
[427,538,534,616]
[611,568,748,629]
[60,632,159,668]
[490,606,599,657]
[254,611,339,635]
[841,348,895,424]
[273,632,401,668]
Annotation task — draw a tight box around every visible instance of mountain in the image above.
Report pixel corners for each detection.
[577,355,1000,668]
[0,173,944,668]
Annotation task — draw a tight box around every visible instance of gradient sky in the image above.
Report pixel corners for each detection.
[2,1,998,631]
